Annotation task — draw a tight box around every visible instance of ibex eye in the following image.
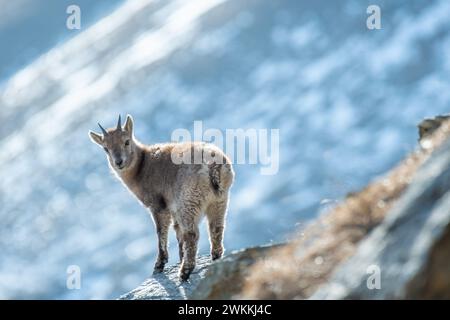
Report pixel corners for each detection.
[103,147,109,153]
[125,140,130,146]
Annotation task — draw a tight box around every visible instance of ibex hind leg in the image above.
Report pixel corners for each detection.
[178,206,201,281]
[173,221,184,262]
[206,197,228,261]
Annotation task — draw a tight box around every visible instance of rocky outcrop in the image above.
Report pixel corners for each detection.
[312,137,450,299]
[118,255,210,300]
[191,244,283,300]
[119,244,281,300]
[418,114,450,142]
[238,117,450,299]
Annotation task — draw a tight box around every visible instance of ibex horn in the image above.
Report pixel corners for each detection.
[117,114,122,130]
[98,123,108,136]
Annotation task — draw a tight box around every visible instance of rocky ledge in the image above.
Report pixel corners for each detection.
[119,244,282,300]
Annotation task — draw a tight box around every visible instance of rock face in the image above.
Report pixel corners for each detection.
[119,245,281,300]
[191,244,283,300]
[312,137,450,299]
[418,114,450,142]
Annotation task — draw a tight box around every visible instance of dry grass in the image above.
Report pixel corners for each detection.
[239,119,450,299]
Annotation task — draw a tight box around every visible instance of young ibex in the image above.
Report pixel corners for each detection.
[89,115,234,280]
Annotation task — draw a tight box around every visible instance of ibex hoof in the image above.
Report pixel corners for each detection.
[179,266,194,281]
[153,262,166,274]
[211,248,223,260]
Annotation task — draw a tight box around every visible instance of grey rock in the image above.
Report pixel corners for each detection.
[119,244,281,300]
[191,244,283,300]
[118,255,211,300]
[312,138,450,299]
[418,114,450,142]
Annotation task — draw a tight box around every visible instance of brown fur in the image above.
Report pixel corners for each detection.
[89,115,234,280]
[240,118,450,299]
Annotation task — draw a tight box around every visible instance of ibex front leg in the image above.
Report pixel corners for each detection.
[151,209,171,273]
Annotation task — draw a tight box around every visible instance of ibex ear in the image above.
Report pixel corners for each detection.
[89,131,104,146]
[124,114,134,134]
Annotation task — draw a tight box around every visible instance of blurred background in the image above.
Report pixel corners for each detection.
[0,0,449,299]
